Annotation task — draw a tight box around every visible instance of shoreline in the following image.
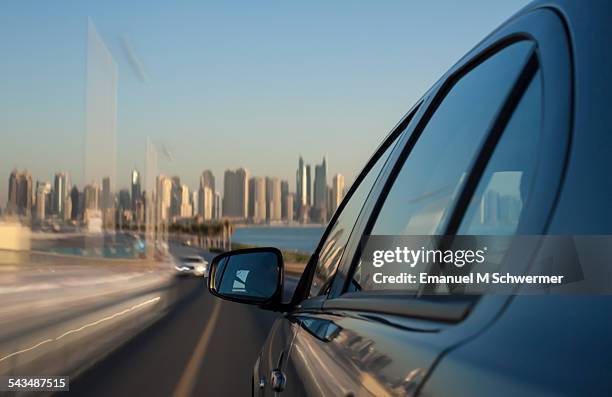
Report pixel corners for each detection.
[232,223,326,229]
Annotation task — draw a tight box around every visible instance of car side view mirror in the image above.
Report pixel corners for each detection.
[208,247,283,309]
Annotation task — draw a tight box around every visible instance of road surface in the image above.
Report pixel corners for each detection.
[67,243,291,397]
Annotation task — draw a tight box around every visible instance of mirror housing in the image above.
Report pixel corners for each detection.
[208,247,284,310]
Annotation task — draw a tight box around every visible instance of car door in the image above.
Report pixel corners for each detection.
[254,95,416,397]
[275,8,571,397]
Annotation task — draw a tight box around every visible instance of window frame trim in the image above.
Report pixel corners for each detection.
[290,100,424,308]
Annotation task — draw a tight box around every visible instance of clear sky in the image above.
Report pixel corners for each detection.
[0,0,529,204]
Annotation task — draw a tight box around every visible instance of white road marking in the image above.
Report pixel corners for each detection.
[0,296,161,363]
[172,299,222,397]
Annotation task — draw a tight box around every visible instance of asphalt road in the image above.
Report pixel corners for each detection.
[67,244,286,397]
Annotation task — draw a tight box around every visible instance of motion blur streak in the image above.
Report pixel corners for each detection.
[0,296,160,363]
[172,299,222,397]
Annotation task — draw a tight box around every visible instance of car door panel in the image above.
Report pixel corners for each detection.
[287,312,437,397]
[256,316,300,396]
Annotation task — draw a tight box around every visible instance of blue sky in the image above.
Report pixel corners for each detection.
[0,0,529,203]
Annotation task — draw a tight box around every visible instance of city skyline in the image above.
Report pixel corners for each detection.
[0,1,529,207]
[3,153,348,225]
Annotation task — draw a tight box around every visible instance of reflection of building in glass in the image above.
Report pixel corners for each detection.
[480,190,498,225]
[480,190,522,227]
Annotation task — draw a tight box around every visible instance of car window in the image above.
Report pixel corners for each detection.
[458,71,542,235]
[370,42,534,236]
[428,70,543,295]
[350,42,537,293]
[307,122,411,298]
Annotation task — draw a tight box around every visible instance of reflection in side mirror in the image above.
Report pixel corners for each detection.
[208,247,283,307]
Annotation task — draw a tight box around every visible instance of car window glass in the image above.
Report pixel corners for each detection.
[371,41,533,237]
[350,42,537,293]
[427,71,542,295]
[307,130,404,297]
[457,71,542,235]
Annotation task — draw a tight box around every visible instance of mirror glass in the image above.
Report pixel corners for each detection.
[213,251,280,302]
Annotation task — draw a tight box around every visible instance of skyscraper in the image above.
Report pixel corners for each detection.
[131,169,141,211]
[296,156,307,209]
[7,170,32,217]
[156,175,172,223]
[53,172,70,218]
[200,170,215,192]
[179,184,192,218]
[248,177,266,222]
[199,186,213,220]
[266,177,281,222]
[223,168,249,219]
[70,186,81,221]
[331,173,345,213]
[118,189,131,225]
[213,192,221,220]
[285,193,294,223]
[83,182,100,210]
[35,181,51,221]
[118,189,131,212]
[82,182,101,228]
[314,157,328,222]
[191,190,199,217]
[280,180,289,220]
[313,157,327,208]
[6,171,18,214]
[306,164,312,207]
[101,177,115,228]
[101,177,112,209]
[170,176,182,219]
[199,170,216,220]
